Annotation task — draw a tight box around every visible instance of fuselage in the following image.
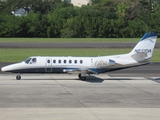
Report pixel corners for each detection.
[1,54,146,74]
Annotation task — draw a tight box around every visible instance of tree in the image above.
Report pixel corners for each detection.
[0,0,160,38]
[0,14,21,37]
[116,2,129,20]
[26,12,48,37]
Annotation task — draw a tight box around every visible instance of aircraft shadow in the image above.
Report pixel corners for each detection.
[15,77,133,82]
[80,77,133,83]
[16,76,104,83]
[85,76,104,83]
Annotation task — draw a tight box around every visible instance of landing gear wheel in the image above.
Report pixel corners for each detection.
[16,75,21,80]
[78,74,86,81]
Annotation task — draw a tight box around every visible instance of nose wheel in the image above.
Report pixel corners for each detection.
[16,74,21,80]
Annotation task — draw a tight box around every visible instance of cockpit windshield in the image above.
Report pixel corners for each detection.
[24,57,37,64]
[24,58,31,64]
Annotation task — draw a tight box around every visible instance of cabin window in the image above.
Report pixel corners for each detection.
[80,60,83,64]
[53,60,56,63]
[59,60,61,63]
[74,60,77,64]
[47,60,50,63]
[69,60,72,64]
[64,60,66,64]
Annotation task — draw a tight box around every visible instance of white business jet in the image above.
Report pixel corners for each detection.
[1,32,158,80]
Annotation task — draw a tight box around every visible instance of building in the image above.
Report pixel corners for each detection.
[66,0,91,7]
[11,8,27,16]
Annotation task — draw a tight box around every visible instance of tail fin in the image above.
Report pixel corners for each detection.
[130,32,158,61]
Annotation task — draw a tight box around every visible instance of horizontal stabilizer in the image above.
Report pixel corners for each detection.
[131,52,148,61]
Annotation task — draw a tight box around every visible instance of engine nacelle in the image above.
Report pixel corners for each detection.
[94,59,116,67]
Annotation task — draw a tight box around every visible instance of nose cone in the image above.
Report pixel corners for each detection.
[1,63,21,72]
[1,67,5,72]
[1,66,10,72]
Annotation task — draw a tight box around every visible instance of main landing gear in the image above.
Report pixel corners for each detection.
[16,73,21,80]
[78,74,86,81]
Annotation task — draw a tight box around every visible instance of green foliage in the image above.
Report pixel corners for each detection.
[0,0,160,38]
[0,14,21,37]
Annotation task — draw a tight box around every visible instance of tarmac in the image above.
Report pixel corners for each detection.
[0,73,160,120]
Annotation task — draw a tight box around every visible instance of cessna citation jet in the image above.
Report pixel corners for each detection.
[1,32,158,80]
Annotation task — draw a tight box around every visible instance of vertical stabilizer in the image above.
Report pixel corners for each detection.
[130,32,158,61]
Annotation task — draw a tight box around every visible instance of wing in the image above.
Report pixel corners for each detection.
[63,68,98,75]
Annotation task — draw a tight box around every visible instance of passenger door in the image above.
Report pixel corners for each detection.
[45,58,52,72]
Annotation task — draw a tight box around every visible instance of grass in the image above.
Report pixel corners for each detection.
[0,38,160,42]
[0,48,159,62]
